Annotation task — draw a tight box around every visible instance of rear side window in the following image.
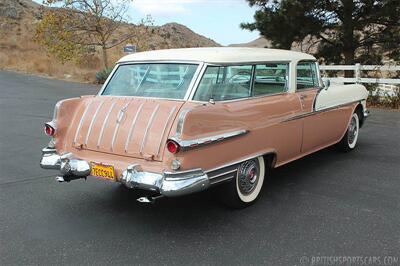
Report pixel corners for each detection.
[253,63,289,96]
[193,65,252,101]
[296,62,319,90]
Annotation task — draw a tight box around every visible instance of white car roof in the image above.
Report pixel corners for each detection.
[118,47,316,64]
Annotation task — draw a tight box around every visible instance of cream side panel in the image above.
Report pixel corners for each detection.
[315,84,368,111]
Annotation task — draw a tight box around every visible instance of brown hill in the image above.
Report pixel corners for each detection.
[229,37,272,48]
[229,36,319,54]
[0,0,219,83]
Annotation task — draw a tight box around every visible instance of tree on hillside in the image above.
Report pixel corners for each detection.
[128,15,159,51]
[35,0,130,68]
[241,0,400,69]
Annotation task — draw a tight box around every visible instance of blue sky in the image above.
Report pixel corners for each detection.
[33,0,260,46]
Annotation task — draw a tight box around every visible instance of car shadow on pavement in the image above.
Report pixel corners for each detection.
[94,146,344,228]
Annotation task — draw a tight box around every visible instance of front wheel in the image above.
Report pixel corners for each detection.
[219,156,265,209]
[337,111,360,152]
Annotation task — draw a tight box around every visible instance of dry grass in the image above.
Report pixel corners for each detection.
[0,13,127,83]
[0,1,219,83]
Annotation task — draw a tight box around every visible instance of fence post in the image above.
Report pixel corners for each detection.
[355,63,361,84]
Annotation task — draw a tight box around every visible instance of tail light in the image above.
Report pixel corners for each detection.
[44,122,56,137]
[166,140,180,154]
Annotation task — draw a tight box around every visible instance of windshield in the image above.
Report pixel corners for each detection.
[102,63,198,99]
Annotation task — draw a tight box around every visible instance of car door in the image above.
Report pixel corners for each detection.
[296,61,346,153]
[191,63,303,166]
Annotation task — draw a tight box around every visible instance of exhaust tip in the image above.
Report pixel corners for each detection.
[137,197,153,203]
[55,176,65,182]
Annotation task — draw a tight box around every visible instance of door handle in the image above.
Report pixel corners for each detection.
[300,95,307,100]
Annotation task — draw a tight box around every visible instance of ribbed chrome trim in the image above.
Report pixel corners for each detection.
[73,100,94,145]
[124,103,144,153]
[170,129,248,150]
[209,169,237,180]
[111,102,130,151]
[205,151,276,174]
[156,106,177,157]
[211,175,236,184]
[97,101,116,148]
[85,101,104,145]
[140,104,160,154]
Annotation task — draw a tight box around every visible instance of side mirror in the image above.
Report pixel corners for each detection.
[323,79,331,90]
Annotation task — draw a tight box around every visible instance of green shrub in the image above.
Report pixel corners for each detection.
[366,84,400,109]
[95,67,113,84]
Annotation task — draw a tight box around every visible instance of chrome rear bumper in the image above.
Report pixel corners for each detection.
[40,147,209,197]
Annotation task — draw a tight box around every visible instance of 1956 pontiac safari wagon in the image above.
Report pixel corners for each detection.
[40,47,369,208]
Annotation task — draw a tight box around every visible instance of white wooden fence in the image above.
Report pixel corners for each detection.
[319,63,400,85]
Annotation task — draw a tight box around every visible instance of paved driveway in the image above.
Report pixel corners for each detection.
[1,70,399,265]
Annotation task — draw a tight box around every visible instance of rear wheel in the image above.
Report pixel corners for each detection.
[219,156,265,209]
[337,112,360,152]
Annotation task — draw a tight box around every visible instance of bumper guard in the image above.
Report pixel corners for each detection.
[40,147,209,197]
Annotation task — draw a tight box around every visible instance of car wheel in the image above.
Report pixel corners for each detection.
[337,111,360,152]
[219,156,265,209]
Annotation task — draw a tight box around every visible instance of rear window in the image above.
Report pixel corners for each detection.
[102,63,198,99]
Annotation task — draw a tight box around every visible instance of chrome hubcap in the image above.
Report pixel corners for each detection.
[348,116,358,145]
[238,159,260,195]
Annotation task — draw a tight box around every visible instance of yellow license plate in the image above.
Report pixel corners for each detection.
[90,163,115,180]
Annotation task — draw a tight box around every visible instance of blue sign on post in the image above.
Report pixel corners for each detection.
[123,44,136,54]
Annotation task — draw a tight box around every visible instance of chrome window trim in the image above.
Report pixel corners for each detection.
[97,65,119,96]
[250,65,256,96]
[252,62,290,96]
[315,61,323,88]
[118,60,203,65]
[187,63,207,100]
[97,61,203,101]
[183,62,204,100]
[295,87,320,92]
[189,91,288,104]
[189,61,292,102]
[204,60,291,66]
[98,95,185,102]
[295,60,319,92]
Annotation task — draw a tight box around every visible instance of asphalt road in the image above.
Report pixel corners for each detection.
[1,70,400,266]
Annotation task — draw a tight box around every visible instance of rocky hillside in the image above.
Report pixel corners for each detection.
[0,0,219,82]
[229,36,319,54]
[229,37,272,48]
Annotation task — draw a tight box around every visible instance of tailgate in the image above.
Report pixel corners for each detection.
[70,96,183,161]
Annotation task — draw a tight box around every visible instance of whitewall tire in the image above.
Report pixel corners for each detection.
[219,156,266,208]
[337,111,360,152]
